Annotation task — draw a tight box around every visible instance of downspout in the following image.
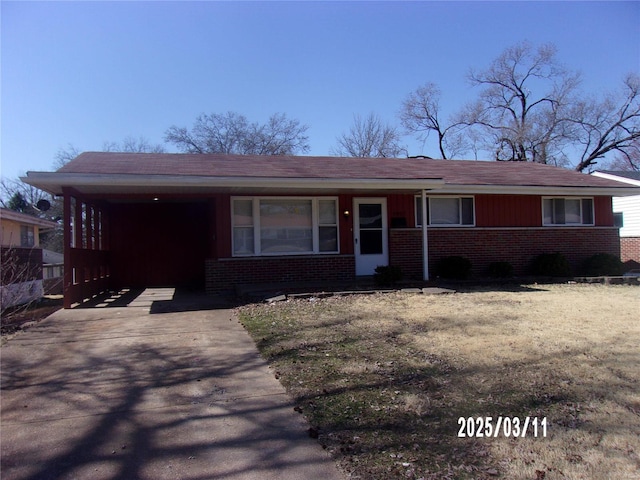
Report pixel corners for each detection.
[421,189,429,281]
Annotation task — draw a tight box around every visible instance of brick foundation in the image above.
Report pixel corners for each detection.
[388,227,620,279]
[206,255,355,293]
[621,237,640,264]
[206,228,622,290]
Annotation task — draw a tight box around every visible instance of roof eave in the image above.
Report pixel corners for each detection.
[22,172,446,195]
[437,184,640,197]
[592,171,640,187]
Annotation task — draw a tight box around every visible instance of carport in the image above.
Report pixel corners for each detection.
[56,191,216,308]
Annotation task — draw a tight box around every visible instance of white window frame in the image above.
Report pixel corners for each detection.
[231,197,340,256]
[542,197,595,226]
[415,195,475,227]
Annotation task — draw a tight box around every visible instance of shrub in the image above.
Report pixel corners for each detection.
[374,265,403,286]
[436,256,472,280]
[530,252,572,277]
[580,253,624,276]
[488,261,514,278]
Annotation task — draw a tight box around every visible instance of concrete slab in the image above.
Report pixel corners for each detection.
[422,287,456,295]
[1,290,344,480]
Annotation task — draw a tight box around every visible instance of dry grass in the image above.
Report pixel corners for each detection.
[239,284,640,479]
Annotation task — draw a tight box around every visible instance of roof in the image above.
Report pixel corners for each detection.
[23,152,640,197]
[593,170,640,187]
[0,208,59,229]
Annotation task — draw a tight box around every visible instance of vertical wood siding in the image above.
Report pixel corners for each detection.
[109,202,210,288]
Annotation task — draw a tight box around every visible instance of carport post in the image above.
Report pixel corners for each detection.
[421,189,429,281]
[62,189,73,308]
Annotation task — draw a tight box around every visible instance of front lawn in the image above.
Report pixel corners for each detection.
[239,284,639,479]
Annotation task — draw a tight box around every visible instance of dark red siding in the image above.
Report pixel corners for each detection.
[109,202,210,288]
[475,195,542,227]
[594,196,614,226]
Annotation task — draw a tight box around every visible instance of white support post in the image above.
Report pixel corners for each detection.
[421,189,429,281]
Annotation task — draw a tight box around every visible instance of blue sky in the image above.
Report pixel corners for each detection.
[2,1,639,179]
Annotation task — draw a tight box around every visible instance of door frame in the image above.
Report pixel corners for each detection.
[353,197,388,276]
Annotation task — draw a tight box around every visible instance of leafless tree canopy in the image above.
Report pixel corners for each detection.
[164,112,310,156]
[401,42,640,171]
[331,113,406,158]
[52,136,165,171]
[102,136,166,155]
[571,74,640,172]
[465,42,581,166]
[400,83,468,159]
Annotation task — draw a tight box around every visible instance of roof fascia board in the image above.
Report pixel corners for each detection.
[23,173,640,197]
[23,172,446,193]
[592,171,640,187]
[0,209,58,228]
[436,184,640,197]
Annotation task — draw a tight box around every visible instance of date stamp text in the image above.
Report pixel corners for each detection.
[457,416,548,438]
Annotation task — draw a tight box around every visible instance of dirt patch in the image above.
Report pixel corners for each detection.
[239,284,640,479]
[1,297,62,341]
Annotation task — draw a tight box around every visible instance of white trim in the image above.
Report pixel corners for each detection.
[24,171,640,197]
[415,195,476,227]
[541,197,595,226]
[22,172,446,195]
[592,172,640,187]
[230,196,340,257]
[353,197,388,276]
[434,184,640,197]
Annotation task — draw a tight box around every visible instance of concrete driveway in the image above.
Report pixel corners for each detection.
[1,288,344,480]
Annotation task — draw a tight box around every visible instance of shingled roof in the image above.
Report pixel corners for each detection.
[24,152,640,196]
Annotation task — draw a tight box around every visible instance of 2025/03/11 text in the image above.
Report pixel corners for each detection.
[457,417,547,438]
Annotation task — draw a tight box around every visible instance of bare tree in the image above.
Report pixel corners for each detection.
[331,113,406,158]
[0,177,52,215]
[103,135,166,154]
[164,111,310,155]
[52,144,82,170]
[605,139,640,171]
[399,83,468,159]
[464,42,581,165]
[571,74,640,172]
[53,136,165,171]
[401,42,639,170]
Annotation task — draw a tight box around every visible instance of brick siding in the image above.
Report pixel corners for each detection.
[388,227,620,279]
[206,228,621,290]
[206,255,355,293]
[620,237,640,264]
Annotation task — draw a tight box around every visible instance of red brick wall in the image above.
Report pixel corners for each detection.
[621,237,640,264]
[205,255,355,293]
[389,230,423,280]
[387,227,620,279]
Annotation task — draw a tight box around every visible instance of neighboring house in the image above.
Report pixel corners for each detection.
[0,208,59,309]
[592,170,640,267]
[23,152,640,308]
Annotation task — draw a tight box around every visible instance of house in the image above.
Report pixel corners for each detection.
[0,208,59,309]
[592,170,640,267]
[22,152,640,308]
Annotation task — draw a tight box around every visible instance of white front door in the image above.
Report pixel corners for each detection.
[354,198,388,276]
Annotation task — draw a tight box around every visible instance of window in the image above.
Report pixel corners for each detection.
[20,226,35,247]
[542,198,594,226]
[415,196,475,227]
[232,199,254,255]
[232,197,339,256]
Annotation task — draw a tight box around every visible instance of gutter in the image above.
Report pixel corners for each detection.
[21,172,446,195]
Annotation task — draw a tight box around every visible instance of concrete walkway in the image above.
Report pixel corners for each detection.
[1,289,345,480]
